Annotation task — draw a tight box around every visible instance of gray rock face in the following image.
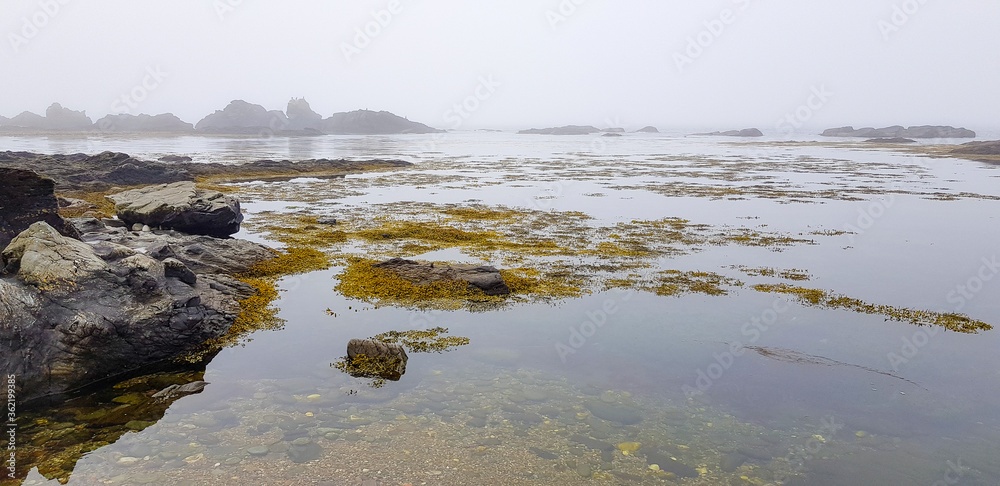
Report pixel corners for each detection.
[195,100,288,134]
[821,125,975,138]
[0,222,258,402]
[372,257,511,296]
[2,111,46,129]
[94,113,194,133]
[347,339,408,362]
[108,182,244,237]
[518,125,602,135]
[286,98,323,130]
[43,103,93,130]
[320,109,442,134]
[0,168,80,250]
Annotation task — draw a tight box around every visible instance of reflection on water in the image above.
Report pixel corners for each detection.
[3,133,1000,484]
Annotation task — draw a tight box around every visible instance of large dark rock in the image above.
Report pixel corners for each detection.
[286,98,323,130]
[345,338,408,381]
[372,257,511,296]
[0,221,260,402]
[195,100,289,134]
[108,181,244,237]
[821,125,975,138]
[518,125,602,135]
[693,128,763,137]
[0,168,80,249]
[94,113,194,133]
[320,109,442,134]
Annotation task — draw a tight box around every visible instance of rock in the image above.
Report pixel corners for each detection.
[951,140,1000,156]
[0,168,80,250]
[94,113,193,133]
[347,339,408,362]
[2,111,46,129]
[195,100,288,134]
[316,217,338,226]
[518,125,602,135]
[602,128,626,133]
[694,128,763,137]
[864,137,916,144]
[163,258,197,285]
[583,399,643,425]
[602,133,622,137]
[0,221,261,402]
[247,446,269,457]
[43,103,93,130]
[108,181,244,237]
[636,126,659,133]
[320,109,442,135]
[286,98,323,130]
[821,125,975,138]
[720,452,747,472]
[132,223,145,232]
[372,257,511,296]
[159,155,193,163]
[152,381,209,399]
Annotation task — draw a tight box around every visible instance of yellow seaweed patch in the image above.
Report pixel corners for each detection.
[373,327,470,353]
[257,214,349,248]
[653,270,743,297]
[498,268,585,299]
[753,284,991,333]
[334,257,496,309]
[734,266,812,281]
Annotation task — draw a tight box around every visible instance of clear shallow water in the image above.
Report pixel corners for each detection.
[4,132,1000,485]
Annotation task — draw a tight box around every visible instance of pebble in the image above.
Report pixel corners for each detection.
[247,446,269,457]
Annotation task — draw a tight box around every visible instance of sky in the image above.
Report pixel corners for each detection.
[1,0,998,133]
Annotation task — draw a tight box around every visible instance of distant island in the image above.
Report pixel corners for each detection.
[692,128,763,137]
[0,99,442,136]
[518,125,602,135]
[821,125,975,138]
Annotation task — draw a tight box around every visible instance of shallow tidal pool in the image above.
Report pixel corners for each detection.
[5,132,1000,485]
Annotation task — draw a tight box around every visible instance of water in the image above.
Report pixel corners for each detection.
[4,132,1000,485]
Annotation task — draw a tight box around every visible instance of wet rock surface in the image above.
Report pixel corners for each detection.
[108,181,244,237]
[372,257,511,296]
[0,168,80,249]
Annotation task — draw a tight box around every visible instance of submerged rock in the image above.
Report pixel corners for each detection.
[108,181,244,237]
[372,257,511,296]
[0,168,80,249]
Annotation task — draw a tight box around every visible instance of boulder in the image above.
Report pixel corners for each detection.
[94,113,194,133]
[320,109,442,134]
[347,338,408,362]
[0,168,80,250]
[158,155,193,163]
[372,257,511,296]
[518,125,602,135]
[821,125,975,138]
[108,181,244,237]
[0,222,256,402]
[345,338,408,380]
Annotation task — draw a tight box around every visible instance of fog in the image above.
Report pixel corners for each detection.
[1,0,997,132]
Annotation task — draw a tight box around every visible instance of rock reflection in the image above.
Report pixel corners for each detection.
[331,327,469,388]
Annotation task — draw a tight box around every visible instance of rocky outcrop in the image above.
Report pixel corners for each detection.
[518,125,602,135]
[0,168,80,249]
[602,132,622,137]
[43,103,93,130]
[373,257,511,296]
[694,128,763,137]
[108,181,244,237]
[94,113,194,133]
[950,140,1000,156]
[1,110,46,129]
[636,126,659,133]
[321,109,442,134]
[195,100,289,134]
[821,125,975,138]
[0,151,413,192]
[0,221,263,402]
[286,98,323,130]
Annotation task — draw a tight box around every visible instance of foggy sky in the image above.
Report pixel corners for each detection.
[1,0,998,132]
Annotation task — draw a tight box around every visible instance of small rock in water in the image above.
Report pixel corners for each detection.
[529,447,558,460]
[287,442,324,463]
[720,452,747,472]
